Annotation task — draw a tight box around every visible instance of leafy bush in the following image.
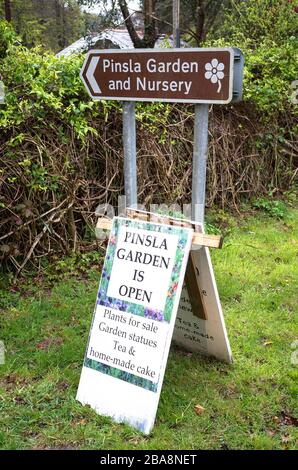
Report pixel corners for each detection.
[219,0,298,46]
[253,198,290,219]
[0,20,18,58]
[210,0,298,116]
[1,44,101,138]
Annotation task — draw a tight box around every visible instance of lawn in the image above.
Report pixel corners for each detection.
[0,209,297,450]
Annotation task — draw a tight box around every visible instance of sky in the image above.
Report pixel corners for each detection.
[83,1,140,15]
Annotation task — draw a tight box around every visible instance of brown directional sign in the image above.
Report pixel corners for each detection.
[80,48,235,104]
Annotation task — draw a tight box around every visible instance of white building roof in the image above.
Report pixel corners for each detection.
[56,29,187,57]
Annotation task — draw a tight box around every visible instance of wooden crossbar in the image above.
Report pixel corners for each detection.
[96,215,223,249]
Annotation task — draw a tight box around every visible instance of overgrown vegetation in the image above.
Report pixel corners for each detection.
[0,210,297,449]
[0,0,100,52]
[0,0,297,274]
[0,2,297,450]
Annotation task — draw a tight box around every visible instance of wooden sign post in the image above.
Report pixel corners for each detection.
[77,217,193,433]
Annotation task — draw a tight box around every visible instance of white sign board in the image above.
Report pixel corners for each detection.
[173,244,232,364]
[77,217,193,434]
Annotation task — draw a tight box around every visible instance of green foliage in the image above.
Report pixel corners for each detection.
[0,43,102,202]
[243,38,298,114]
[253,198,290,220]
[0,19,18,58]
[156,0,232,40]
[218,0,298,46]
[207,0,298,116]
[0,42,103,140]
[206,209,237,236]
[42,251,104,282]
[0,1,86,52]
[204,222,221,236]
[0,29,121,272]
[284,186,298,206]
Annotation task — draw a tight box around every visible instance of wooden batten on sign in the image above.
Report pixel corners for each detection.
[96,215,223,249]
[185,251,208,320]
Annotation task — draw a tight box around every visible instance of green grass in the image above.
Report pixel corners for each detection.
[0,210,297,450]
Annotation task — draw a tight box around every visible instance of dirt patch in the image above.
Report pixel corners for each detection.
[33,443,78,450]
[273,411,298,427]
[0,373,29,391]
[36,337,63,351]
[57,381,70,391]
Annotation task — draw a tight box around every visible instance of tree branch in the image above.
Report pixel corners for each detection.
[196,0,206,46]
[118,0,143,48]
[118,0,157,48]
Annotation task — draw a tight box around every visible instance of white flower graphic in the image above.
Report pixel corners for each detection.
[205,59,225,93]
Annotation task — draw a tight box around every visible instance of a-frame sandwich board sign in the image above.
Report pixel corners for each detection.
[173,242,232,364]
[94,213,233,364]
[77,216,193,434]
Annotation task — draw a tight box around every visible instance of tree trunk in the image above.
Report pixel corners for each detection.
[119,0,144,48]
[143,0,156,48]
[4,0,12,22]
[55,0,64,49]
[196,0,205,46]
[62,0,67,48]
[119,0,157,48]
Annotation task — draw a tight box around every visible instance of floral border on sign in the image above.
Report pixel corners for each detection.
[84,217,190,392]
